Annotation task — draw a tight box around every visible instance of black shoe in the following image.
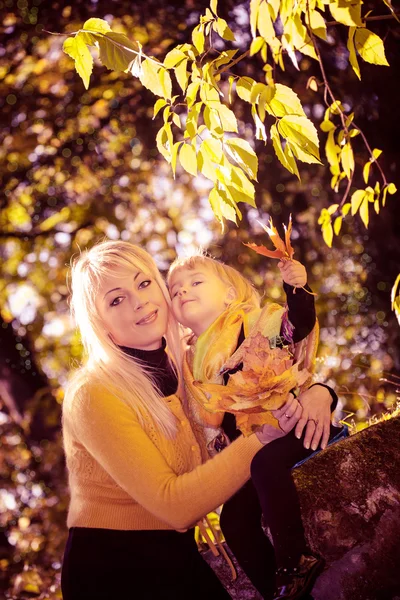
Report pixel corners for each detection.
[273,554,325,599]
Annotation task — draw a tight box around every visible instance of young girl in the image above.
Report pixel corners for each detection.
[61,240,301,600]
[168,252,342,600]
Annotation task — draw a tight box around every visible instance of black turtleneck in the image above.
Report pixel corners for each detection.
[119,338,178,398]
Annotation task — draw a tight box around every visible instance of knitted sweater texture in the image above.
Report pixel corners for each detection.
[62,380,263,532]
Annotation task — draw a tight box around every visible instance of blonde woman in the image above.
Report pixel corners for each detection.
[61,240,301,600]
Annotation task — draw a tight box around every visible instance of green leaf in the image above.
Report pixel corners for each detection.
[354,28,389,66]
[153,98,167,119]
[200,138,224,164]
[351,189,366,216]
[347,27,360,80]
[278,115,321,164]
[179,143,198,176]
[225,138,258,180]
[63,33,93,89]
[192,25,205,54]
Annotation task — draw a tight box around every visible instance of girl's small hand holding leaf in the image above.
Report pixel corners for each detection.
[278,259,307,289]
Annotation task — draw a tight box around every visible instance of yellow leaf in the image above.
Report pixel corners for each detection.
[227,75,235,104]
[285,14,317,60]
[192,25,205,54]
[209,187,237,228]
[198,145,217,181]
[278,115,321,164]
[175,59,189,92]
[63,33,93,89]
[374,199,380,214]
[307,76,319,92]
[340,143,354,179]
[201,138,224,164]
[250,0,261,38]
[388,183,397,194]
[171,141,183,178]
[172,113,181,129]
[322,221,333,247]
[363,160,371,184]
[305,9,327,40]
[268,0,280,21]
[271,123,293,173]
[164,48,187,68]
[391,274,400,326]
[354,28,389,66]
[236,76,255,103]
[140,58,164,97]
[251,105,267,142]
[360,197,369,228]
[266,83,306,118]
[179,143,198,176]
[257,0,275,44]
[186,81,201,108]
[156,123,173,163]
[327,203,339,215]
[210,0,218,16]
[225,138,258,180]
[347,27,360,80]
[153,98,167,119]
[83,18,111,34]
[40,206,70,232]
[333,216,342,235]
[372,148,382,159]
[284,143,300,179]
[329,2,362,26]
[204,106,223,136]
[214,17,235,41]
[342,202,351,216]
[97,32,140,72]
[229,164,256,205]
[159,68,172,100]
[351,189,366,216]
[215,103,238,132]
[250,36,265,56]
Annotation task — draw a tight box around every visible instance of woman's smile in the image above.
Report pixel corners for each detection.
[136,310,158,325]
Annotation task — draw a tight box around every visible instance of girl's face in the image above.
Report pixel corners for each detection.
[97,268,169,351]
[169,265,234,337]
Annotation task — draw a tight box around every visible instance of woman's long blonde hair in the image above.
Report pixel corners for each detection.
[65,240,183,438]
[168,250,261,312]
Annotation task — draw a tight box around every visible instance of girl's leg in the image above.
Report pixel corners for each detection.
[220,479,276,600]
[250,424,343,570]
[61,527,231,600]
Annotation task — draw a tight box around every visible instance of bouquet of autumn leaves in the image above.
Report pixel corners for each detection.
[194,329,311,436]
[191,215,317,436]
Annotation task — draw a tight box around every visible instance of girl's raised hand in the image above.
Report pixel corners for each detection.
[278,259,307,289]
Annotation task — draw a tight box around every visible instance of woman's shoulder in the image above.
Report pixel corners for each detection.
[63,370,117,418]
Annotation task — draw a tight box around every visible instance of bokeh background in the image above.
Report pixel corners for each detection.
[0,0,399,597]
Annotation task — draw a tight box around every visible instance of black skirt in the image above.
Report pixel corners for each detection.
[61,526,231,600]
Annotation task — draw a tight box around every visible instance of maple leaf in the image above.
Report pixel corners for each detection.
[243,214,294,260]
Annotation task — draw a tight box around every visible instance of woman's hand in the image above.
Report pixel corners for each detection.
[295,385,332,450]
[256,394,302,444]
[278,259,307,288]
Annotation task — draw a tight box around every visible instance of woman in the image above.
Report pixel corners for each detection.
[61,240,302,600]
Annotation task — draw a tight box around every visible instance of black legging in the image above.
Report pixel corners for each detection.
[61,527,231,600]
[250,424,343,570]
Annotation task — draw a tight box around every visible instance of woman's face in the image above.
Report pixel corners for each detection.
[97,268,169,351]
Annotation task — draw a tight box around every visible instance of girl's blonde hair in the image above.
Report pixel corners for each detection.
[167,250,261,312]
[65,240,183,438]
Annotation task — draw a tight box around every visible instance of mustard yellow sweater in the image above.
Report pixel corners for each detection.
[62,381,264,531]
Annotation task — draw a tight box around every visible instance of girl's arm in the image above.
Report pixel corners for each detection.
[279,258,316,343]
